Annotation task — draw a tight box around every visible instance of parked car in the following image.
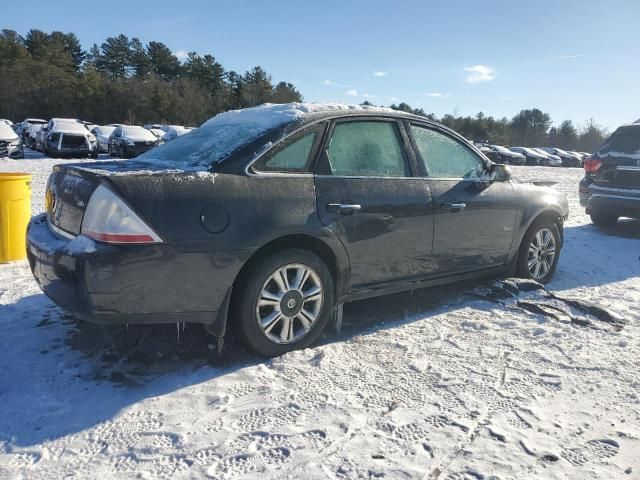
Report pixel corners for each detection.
[26,104,569,356]
[567,151,586,166]
[91,125,117,153]
[530,148,563,166]
[579,122,640,226]
[509,147,548,166]
[0,121,24,158]
[108,125,160,158]
[161,125,191,142]
[18,118,47,142]
[0,119,14,127]
[41,119,98,158]
[488,145,526,165]
[26,123,44,149]
[539,147,581,167]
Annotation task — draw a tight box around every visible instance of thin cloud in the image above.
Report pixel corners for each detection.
[345,89,358,96]
[425,92,452,98]
[362,93,377,98]
[464,65,496,83]
[373,71,387,77]
[323,79,348,87]
[388,96,398,102]
[549,54,585,60]
[174,49,189,61]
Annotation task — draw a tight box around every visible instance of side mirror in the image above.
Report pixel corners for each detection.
[489,163,512,181]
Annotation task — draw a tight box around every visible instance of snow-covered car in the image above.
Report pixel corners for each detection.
[0,121,24,158]
[18,118,47,143]
[148,128,166,141]
[27,123,44,149]
[488,145,526,165]
[91,125,117,153]
[531,148,562,166]
[26,103,569,357]
[108,125,160,158]
[539,147,581,167]
[509,147,549,166]
[579,122,640,226]
[0,118,14,127]
[161,125,191,142]
[41,119,98,158]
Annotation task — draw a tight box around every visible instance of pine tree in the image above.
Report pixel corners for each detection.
[130,38,151,78]
[147,41,181,80]
[97,34,132,79]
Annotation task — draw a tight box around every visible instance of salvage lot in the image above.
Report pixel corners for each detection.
[0,150,639,479]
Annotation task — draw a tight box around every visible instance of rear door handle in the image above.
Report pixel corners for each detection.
[327,203,362,214]
[441,202,467,212]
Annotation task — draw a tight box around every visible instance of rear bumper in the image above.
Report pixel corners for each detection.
[580,179,640,219]
[27,214,247,327]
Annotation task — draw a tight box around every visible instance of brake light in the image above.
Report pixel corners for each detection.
[81,184,163,244]
[583,157,602,173]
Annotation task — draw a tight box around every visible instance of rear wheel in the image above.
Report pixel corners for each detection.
[517,220,561,283]
[590,211,618,227]
[233,249,334,357]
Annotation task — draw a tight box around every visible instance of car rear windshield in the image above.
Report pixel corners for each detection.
[599,126,640,155]
[135,124,277,170]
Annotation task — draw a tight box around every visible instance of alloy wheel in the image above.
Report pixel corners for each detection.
[527,228,556,280]
[255,263,323,344]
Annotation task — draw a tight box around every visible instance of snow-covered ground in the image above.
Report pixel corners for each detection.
[0,150,639,479]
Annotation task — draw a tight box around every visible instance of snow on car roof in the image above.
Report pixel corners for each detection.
[51,121,89,134]
[130,102,396,171]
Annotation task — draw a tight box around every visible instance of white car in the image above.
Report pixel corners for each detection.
[161,126,191,142]
[0,121,23,159]
[0,119,14,127]
[91,125,118,153]
[40,119,98,158]
[27,123,44,149]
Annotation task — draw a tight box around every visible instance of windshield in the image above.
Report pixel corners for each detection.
[599,126,640,155]
[0,122,18,139]
[122,126,156,139]
[136,123,279,170]
[492,145,512,154]
[97,126,116,136]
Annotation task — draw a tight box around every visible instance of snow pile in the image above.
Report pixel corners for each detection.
[134,102,395,171]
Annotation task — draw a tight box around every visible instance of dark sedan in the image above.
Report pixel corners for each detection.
[579,123,640,225]
[109,125,160,158]
[27,104,568,356]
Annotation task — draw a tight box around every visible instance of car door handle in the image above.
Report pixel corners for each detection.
[441,202,467,212]
[327,203,362,214]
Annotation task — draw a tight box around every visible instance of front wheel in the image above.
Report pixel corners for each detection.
[233,249,335,357]
[516,221,561,283]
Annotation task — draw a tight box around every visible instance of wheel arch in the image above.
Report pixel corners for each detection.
[519,207,566,250]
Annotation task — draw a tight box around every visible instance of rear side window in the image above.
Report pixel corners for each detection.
[325,121,409,177]
[411,125,482,178]
[257,132,316,172]
[599,126,640,155]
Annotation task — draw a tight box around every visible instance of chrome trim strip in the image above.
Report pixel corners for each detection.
[47,218,76,239]
[616,166,640,172]
[590,193,640,201]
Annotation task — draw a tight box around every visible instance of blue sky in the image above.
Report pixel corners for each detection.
[4,0,638,130]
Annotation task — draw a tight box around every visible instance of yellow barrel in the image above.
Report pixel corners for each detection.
[0,173,32,263]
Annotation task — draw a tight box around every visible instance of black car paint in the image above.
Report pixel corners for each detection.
[27,110,568,341]
[579,125,640,220]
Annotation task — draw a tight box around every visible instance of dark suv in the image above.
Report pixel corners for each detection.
[26,104,568,356]
[579,123,640,225]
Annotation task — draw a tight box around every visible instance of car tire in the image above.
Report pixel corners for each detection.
[590,211,618,227]
[232,249,335,357]
[516,219,561,284]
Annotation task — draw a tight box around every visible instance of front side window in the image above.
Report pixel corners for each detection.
[258,132,316,172]
[411,125,483,178]
[325,121,409,177]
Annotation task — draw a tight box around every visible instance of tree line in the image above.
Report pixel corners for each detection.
[1,28,609,151]
[381,102,609,153]
[0,29,302,126]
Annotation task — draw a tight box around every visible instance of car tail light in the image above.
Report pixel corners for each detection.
[81,184,163,244]
[583,157,602,173]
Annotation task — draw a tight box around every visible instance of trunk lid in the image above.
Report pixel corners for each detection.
[592,125,640,188]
